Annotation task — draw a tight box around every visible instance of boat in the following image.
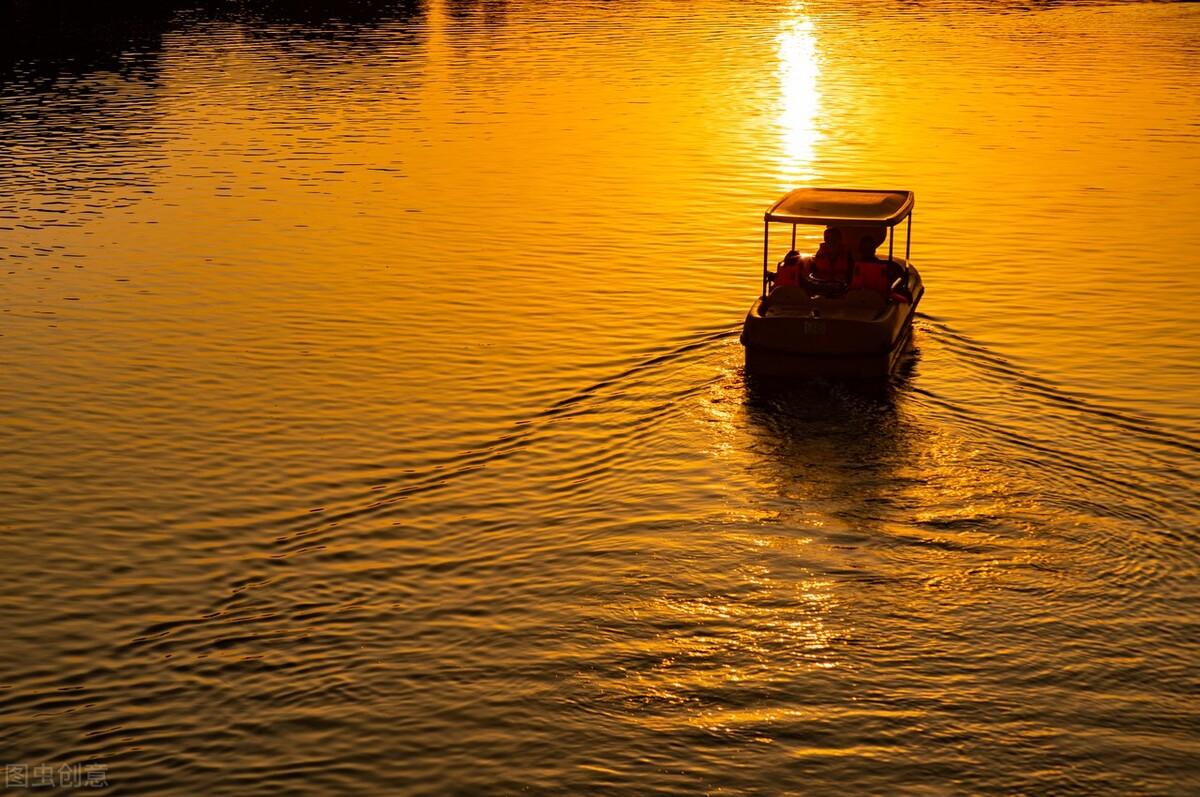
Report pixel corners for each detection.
[740,187,925,379]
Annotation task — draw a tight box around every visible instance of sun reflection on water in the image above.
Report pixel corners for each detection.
[775,8,822,188]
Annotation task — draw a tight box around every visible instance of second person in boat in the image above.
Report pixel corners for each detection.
[810,227,850,283]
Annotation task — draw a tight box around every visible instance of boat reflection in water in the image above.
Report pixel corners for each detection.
[741,365,915,506]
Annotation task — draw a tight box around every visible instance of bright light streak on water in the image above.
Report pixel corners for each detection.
[776,7,822,188]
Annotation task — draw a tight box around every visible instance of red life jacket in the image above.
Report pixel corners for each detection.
[775,261,802,287]
[849,260,890,294]
[812,250,850,281]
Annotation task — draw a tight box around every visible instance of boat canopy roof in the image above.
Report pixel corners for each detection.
[765,188,914,227]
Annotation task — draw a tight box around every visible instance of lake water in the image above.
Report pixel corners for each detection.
[2,0,1198,793]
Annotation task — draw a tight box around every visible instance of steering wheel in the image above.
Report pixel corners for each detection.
[802,271,849,298]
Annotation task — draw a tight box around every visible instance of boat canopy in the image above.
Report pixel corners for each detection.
[765,188,914,227]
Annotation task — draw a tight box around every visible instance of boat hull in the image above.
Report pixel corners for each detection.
[743,323,914,379]
[741,265,923,379]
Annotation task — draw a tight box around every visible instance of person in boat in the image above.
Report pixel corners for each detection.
[848,229,911,302]
[773,249,804,288]
[810,227,849,282]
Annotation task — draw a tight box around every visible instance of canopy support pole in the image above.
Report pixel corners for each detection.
[888,225,894,264]
[906,213,912,261]
[762,220,770,299]
[791,224,796,250]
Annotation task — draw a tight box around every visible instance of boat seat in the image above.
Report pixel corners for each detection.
[841,287,889,314]
[762,285,818,317]
[767,285,812,306]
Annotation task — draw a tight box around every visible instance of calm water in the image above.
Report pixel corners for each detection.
[2,0,1199,793]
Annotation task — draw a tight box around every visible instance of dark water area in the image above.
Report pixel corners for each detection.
[1,0,1198,794]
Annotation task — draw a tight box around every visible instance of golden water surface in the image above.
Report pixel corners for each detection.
[1,0,1198,793]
